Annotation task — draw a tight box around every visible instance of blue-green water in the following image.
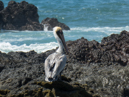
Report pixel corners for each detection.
[0,0,129,53]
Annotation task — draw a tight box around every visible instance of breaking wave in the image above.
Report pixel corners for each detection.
[0,26,129,53]
[0,42,58,53]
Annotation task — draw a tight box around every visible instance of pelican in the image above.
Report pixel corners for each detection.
[44,26,68,82]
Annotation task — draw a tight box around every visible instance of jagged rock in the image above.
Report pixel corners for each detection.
[66,37,101,63]
[1,30,129,96]
[0,1,4,11]
[0,1,70,31]
[0,1,43,31]
[41,17,70,31]
[0,13,2,30]
[66,30,129,66]
[35,81,93,97]
[0,1,4,30]
[0,81,96,97]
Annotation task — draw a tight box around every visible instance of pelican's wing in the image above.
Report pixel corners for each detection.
[44,53,55,80]
[44,53,67,81]
[52,54,67,78]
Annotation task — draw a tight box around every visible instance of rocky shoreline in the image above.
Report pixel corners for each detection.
[0,30,129,96]
[0,1,70,31]
[0,1,129,97]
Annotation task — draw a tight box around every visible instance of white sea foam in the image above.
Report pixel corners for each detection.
[1,26,129,53]
[0,37,44,43]
[0,42,58,53]
[43,24,49,31]
[71,26,129,35]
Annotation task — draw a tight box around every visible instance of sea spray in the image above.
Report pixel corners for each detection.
[43,24,49,31]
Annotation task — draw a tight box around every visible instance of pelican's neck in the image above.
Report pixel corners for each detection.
[56,38,64,54]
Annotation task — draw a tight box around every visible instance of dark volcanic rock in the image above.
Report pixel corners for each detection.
[1,30,129,96]
[0,1,70,31]
[41,17,70,31]
[0,1,4,30]
[66,30,129,66]
[0,13,3,30]
[0,81,96,97]
[0,1,43,31]
[66,37,102,64]
[0,1,4,11]
[0,50,98,97]
[63,62,129,97]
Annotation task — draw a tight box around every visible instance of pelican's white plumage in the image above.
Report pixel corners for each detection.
[44,26,68,82]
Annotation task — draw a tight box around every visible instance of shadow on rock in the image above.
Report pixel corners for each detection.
[35,81,97,97]
[122,87,129,97]
[0,81,99,97]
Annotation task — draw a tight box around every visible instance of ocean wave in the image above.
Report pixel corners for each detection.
[1,26,129,53]
[0,37,47,43]
[0,42,58,53]
[0,30,54,44]
[71,26,129,35]
[0,37,42,43]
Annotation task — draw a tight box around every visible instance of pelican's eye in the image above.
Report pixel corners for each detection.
[57,30,63,36]
[60,31,63,34]
[56,31,60,36]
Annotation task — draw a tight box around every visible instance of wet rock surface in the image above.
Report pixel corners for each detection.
[0,31,129,96]
[41,17,70,31]
[0,1,43,31]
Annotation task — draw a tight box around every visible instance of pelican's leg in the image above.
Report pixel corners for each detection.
[58,70,63,81]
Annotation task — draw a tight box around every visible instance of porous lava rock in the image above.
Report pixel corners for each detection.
[0,1,43,31]
[0,1,4,11]
[0,1,4,30]
[0,50,98,96]
[1,30,129,96]
[0,13,3,30]
[0,80,98,97]
[0,1,70,31]
[41,17,70,31]
[66,30,129,66]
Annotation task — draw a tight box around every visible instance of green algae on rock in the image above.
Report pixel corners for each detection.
[35,81,93,97]
[0,81,99,97]
[0,89,10,97]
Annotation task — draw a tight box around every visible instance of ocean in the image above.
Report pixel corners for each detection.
[0,0,129,53]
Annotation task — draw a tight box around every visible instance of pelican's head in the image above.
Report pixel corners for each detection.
[53,26,68,54]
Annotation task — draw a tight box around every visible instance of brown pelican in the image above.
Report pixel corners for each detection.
[44,26,68,82]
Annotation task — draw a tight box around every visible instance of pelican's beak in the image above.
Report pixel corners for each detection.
[59,31,68,54]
